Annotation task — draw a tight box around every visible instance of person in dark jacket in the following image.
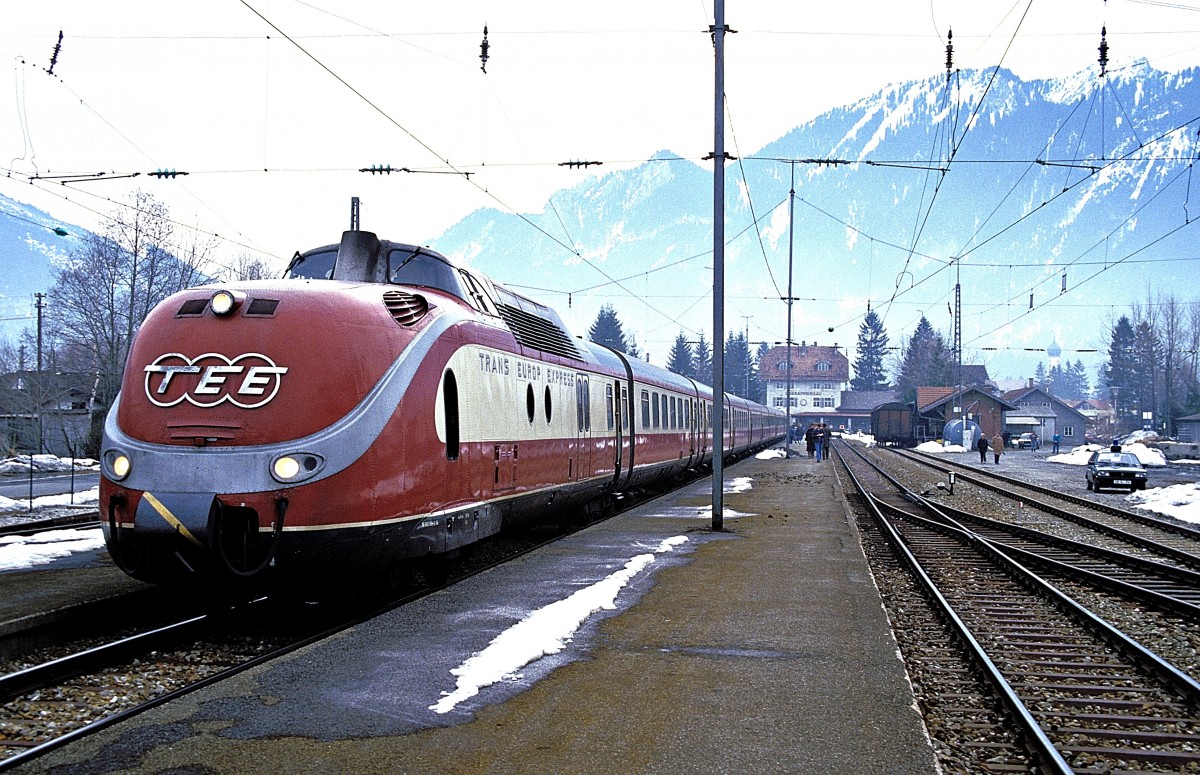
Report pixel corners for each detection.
[805,424,816,459]
[976,434,988,463]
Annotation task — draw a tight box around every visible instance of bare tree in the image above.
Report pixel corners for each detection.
[1158,294,1186,435]
[225,253,276,281]
[47,190,211,453]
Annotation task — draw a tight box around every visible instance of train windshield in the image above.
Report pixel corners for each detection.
[284,249,337,279]
[389,249,469,300]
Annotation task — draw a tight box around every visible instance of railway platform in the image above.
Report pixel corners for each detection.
[21,451,936,774]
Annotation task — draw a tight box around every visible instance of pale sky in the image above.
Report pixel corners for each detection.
[3,2,1200,374]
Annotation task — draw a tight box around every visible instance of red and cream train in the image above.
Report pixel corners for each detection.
[99,230,786,587]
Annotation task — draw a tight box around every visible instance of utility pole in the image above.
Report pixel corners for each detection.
[710,0,729,531]
[786,162,796,454]
[35,293,45,372]
[35,293,45,454]
[953,262,965,443]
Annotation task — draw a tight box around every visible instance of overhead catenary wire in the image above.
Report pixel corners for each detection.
[2,7,1197,367]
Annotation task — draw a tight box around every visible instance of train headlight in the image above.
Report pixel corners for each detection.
[270,453,324,483]
[106,451,131,481]
[210,289,246,316]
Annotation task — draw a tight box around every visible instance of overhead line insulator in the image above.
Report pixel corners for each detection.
[945,29,954,83]
[148,169,187,179]
[480,25,489,74]
[1098,26,1110,78]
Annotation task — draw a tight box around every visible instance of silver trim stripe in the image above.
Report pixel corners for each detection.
[103,308,465,495]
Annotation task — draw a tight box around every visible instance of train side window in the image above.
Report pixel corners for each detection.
[670,396,677,429]
[641,390,650,429]
[576,378,586,432]
[443,370,460,461]
[622,386,629,431]
[459,269,500,316]
[544,386,553,424]
[652,392,660,428]
[584,379,591,431]
[526,383,535,424]
[606,384,615,430]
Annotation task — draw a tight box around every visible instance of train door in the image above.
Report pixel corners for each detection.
[691,398,700,465]
[611,380,632,487]
[574,374,591,481]
[620,383,632,480]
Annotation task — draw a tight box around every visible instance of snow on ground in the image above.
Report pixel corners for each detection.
[695,505,755,521]
[1122,430,1160,445]
[0,487,99,515]
[1047,443,1167,467]
[1125,483,1200,524]
[430,535,690,714]
[1047,445,1105,465]
[0,455,100,475]
[0,527,106,571]
[916,441,967,454]
[725,477,753,494]
[756,448,787,460]
[840,432,875,446]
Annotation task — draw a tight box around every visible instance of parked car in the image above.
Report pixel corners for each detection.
[1085,450,1148,492]
[1012,432,1036,449]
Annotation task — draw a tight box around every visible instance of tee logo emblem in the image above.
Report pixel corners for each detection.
[144,352,288,409]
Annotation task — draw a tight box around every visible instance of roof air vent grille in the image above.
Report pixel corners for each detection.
[496,304,582,360]
[176,299,208,317]
[246,298,280,316]
[383,290,429,327]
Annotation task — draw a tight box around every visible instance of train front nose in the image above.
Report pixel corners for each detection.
[107,491,284,581]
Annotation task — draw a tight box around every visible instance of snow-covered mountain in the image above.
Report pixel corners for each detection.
[0,196,83,341]
[2,63,1195,380]
[426,63,1199,378]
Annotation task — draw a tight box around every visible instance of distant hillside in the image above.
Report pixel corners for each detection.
[425,63,1199,377]
[0,196,86,343]
[3,63,1196,380]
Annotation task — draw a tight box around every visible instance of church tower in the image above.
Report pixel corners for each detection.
[1047,340,1062,370]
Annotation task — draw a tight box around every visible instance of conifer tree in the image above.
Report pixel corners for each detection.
[894,316,953,403]
[850,309,890,391]
[1104,315,1138,430]
[724,330,753,399]
[588,304,629,353]
[693,332,713,385]
[666,332,693,377]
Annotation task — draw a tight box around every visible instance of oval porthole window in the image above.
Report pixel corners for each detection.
[526,383,536,424]
[544,386,553,423]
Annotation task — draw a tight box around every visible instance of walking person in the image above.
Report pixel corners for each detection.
[991,432,1005,464]
[805,424,816,459]
[976,433,988,463]
[1052,432,1061,454]
[814,424,825,462]
[820,424,832,462]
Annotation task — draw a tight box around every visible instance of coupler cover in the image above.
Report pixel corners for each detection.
[134,491,219,547]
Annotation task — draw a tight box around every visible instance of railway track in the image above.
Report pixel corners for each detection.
[893,447,1200,567]
[0,469,704,769]
[836,440,1200,773]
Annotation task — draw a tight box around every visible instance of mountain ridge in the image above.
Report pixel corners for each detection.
[2,63,1196,379]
